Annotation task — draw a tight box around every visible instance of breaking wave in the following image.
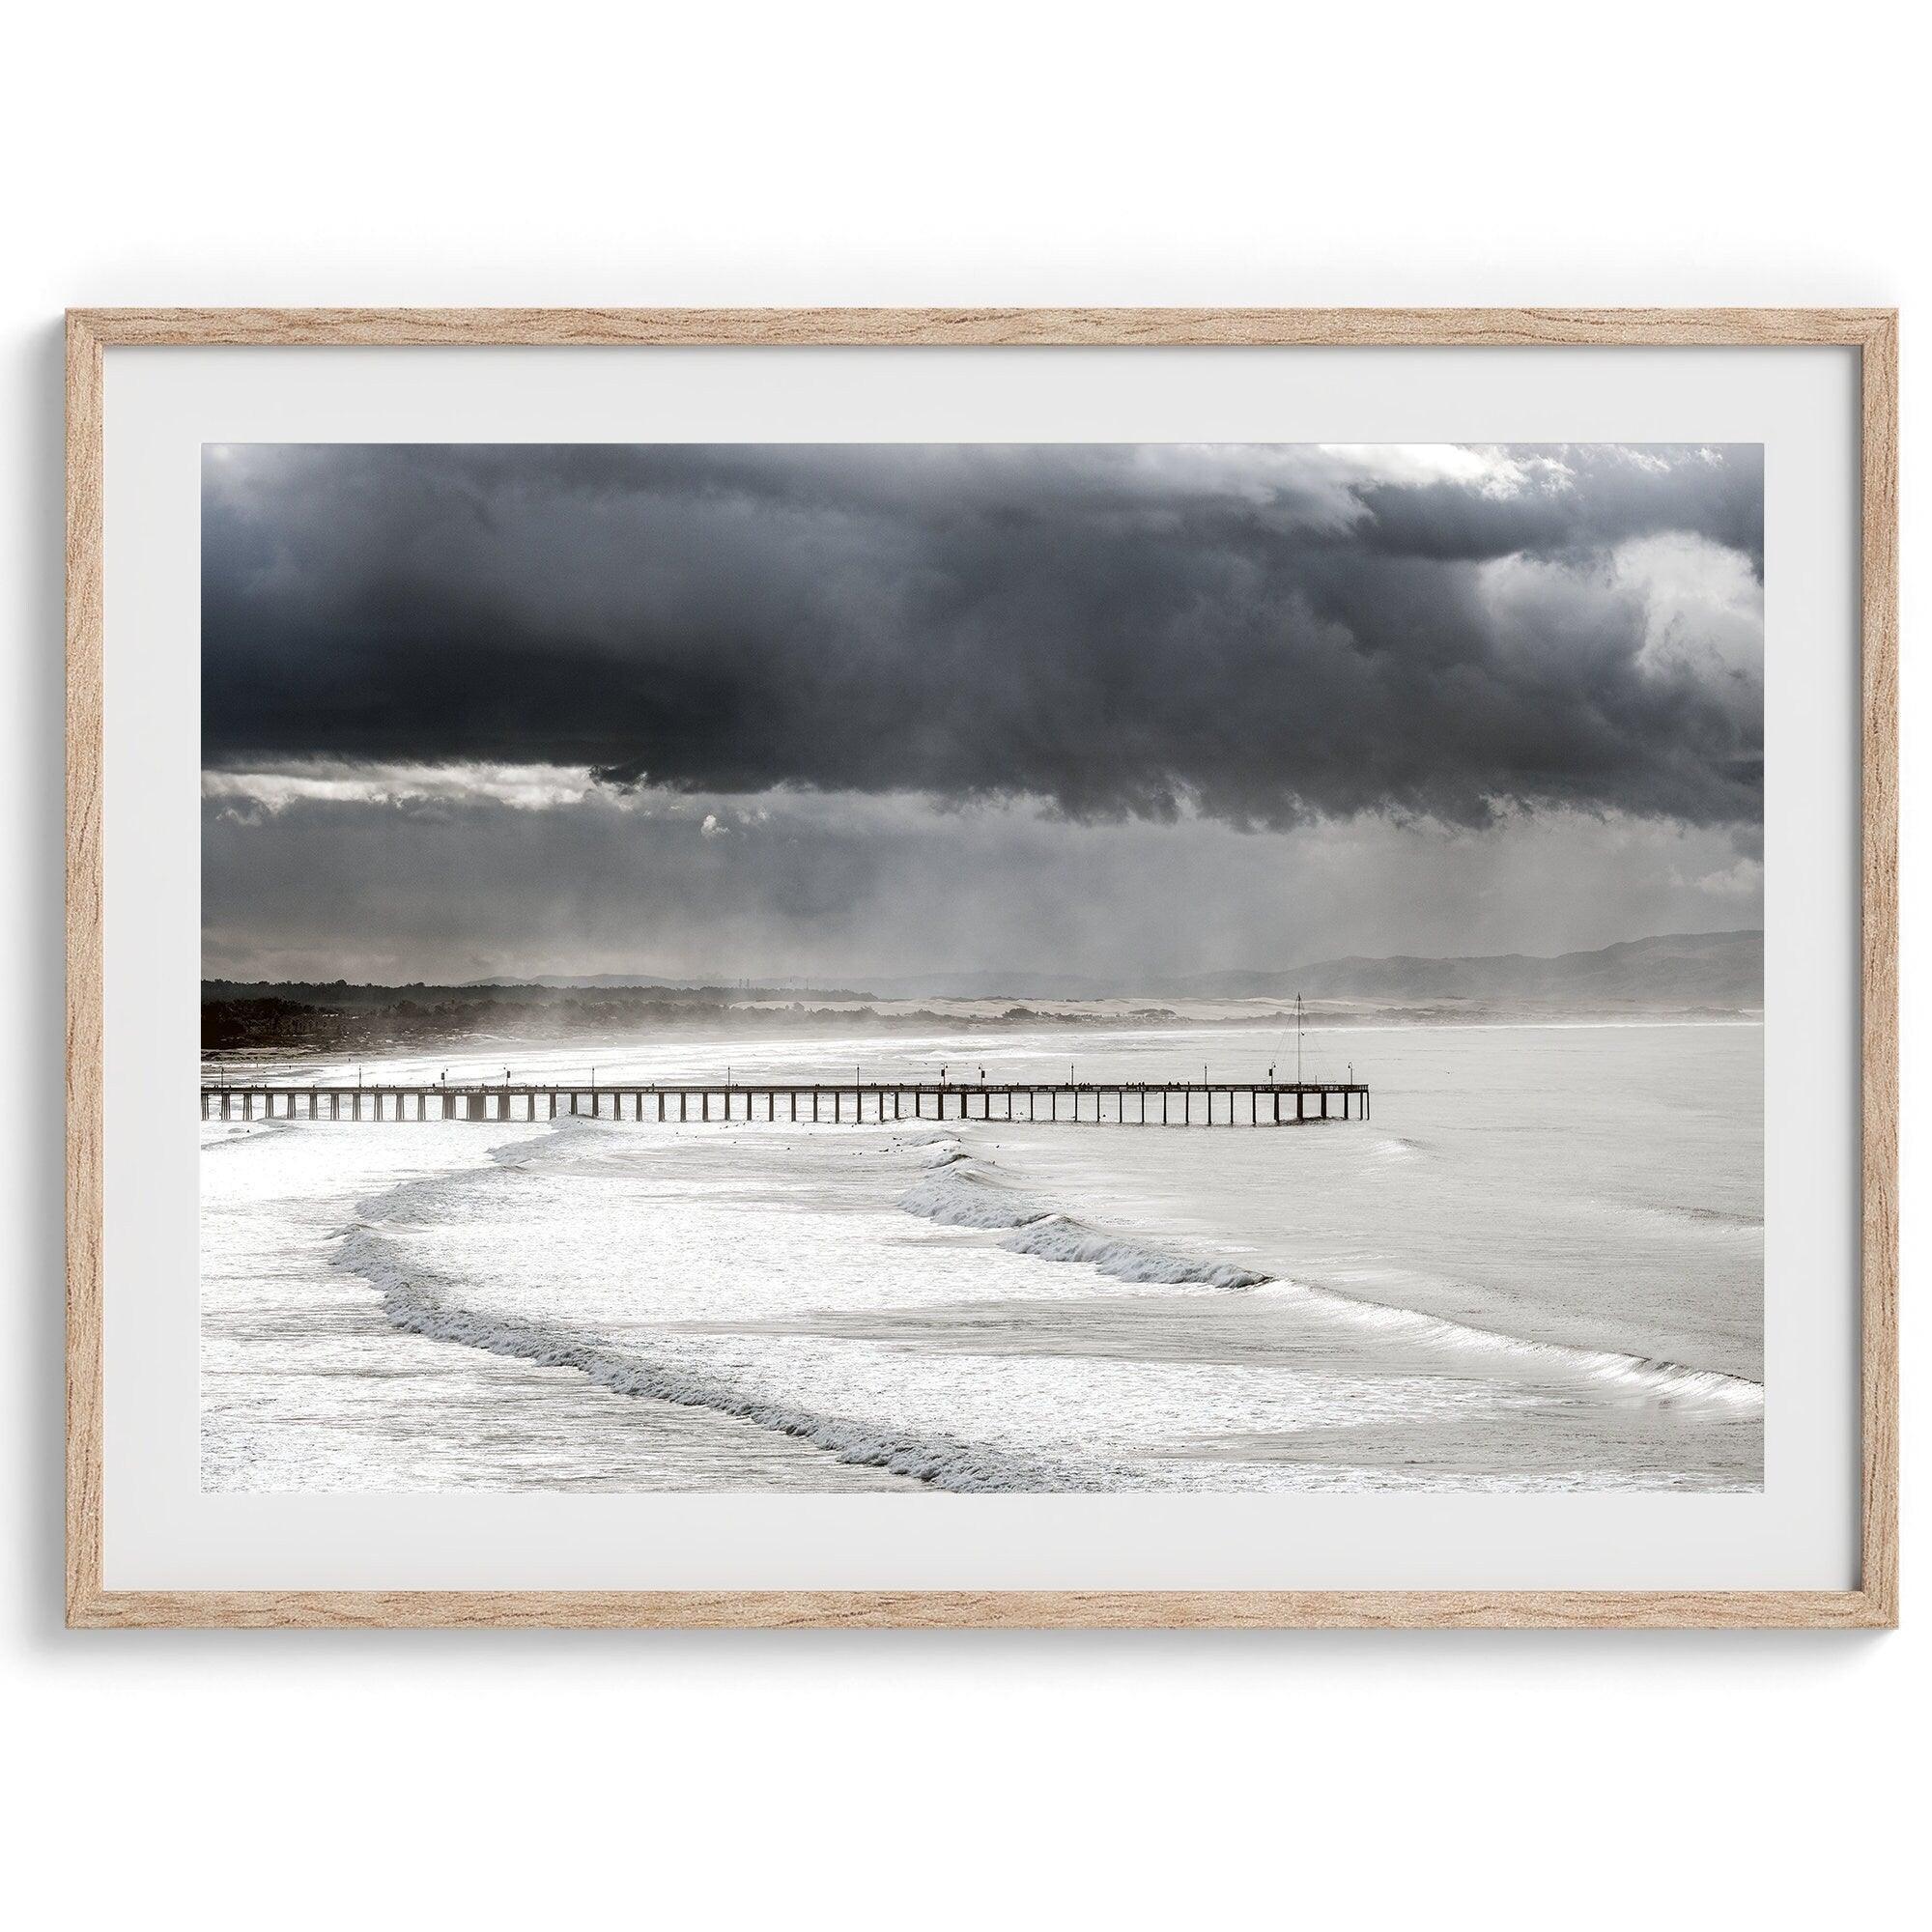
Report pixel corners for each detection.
[1002,1215,1268,1291]
[1365,1134,1428,1162]
[896,1162,1054,1230]
[1277,1274,1765,1411]
[331,1222,1112,1492]
[897,1143,1763,1413]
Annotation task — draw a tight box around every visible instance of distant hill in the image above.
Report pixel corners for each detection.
[848,931,1763,1003]
[459,974,875,1000]
[213,931,1764,1011]
[1165,931,1763,1004]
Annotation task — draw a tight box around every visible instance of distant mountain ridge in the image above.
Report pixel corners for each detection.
[1165,930,1762,1003]
[852,931,1763,1004]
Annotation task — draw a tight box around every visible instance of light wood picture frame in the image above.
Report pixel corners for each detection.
[65,307,1898,1630]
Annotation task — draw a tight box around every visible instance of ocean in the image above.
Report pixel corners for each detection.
[200,1015,1764,1493]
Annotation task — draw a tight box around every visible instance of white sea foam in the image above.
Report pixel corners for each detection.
[334,1226,1111,1492]
[200,1119,298,1151]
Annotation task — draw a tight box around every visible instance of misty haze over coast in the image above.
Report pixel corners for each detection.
[453,928,1763,1006]
[202,929,1762,1060]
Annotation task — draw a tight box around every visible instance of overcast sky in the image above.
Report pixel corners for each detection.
[203,442,1763,985]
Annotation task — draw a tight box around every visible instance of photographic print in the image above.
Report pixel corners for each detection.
[199,440,1766,1497]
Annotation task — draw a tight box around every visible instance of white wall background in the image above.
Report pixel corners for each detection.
[2,4,1920,1924]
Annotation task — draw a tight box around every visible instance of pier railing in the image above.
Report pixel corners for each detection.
[199,1079,1370,1126]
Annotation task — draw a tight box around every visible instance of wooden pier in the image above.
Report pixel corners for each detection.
[200,1079,1370,1126]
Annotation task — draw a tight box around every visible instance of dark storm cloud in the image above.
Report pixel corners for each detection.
[1350,448,1764,571]
[202,441,1763,831]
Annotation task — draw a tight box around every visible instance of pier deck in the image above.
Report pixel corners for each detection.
[200,1079,1370,1126]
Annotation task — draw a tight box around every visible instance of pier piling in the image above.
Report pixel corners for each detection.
[200,1077,1370,1130]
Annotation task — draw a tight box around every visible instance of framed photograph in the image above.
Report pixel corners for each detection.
[66,308,1896,1629]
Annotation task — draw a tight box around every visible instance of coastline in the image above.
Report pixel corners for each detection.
[200,1016,1764,1495]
